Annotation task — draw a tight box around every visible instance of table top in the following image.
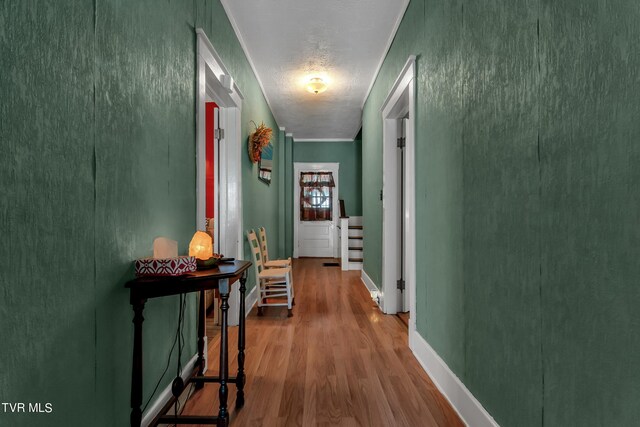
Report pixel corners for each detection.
[125,260,252,301]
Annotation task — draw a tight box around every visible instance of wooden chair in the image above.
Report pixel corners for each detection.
[257,226,291,268]
[247,230,294,317]
[257,226,295,306]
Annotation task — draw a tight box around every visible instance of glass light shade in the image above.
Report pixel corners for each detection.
[189,231,213,260]
[306,77,327,94]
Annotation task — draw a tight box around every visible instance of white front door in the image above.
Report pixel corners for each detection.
[293,162,339,258]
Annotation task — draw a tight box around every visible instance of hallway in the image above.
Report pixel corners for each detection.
[182,259,463,426]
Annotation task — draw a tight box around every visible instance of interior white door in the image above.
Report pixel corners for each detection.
[294,163,339,258]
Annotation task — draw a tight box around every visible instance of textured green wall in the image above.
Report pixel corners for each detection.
[362,0,640,426]
[293,140,362,216]
[1,1,97,425]
[540,1,640,425]
[462,1,542,424]
[0,1,279,425]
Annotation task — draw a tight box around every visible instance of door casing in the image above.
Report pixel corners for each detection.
[196,29,244,347]
[381,56,416,332]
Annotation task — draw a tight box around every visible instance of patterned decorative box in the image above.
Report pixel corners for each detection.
[135,256,197,277]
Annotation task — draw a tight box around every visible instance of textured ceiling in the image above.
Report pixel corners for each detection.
[220,0,409,141]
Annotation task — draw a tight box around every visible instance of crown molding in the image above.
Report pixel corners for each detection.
[219,0,282,128]
[360,0,410,109]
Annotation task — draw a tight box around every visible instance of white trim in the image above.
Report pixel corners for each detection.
[196,29,245,102]
[360,269,382,309]
[294,138,355,143]
[410,329,500,427]
[245,285,258,315]
[361,0,411,109]
[218,1,281,129]
[340,218,349,270]
[141,354,199,427]
[285,132,293,138]
[381,56,416,317]
[293,162,340,259]
[279,126,286,131]
[380,56,417,113]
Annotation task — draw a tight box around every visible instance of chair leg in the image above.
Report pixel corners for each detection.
[257,279,265,316]
[285,271,293,317]
[290,274,295,306]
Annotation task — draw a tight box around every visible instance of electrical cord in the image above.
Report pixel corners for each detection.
[174,293,188,418]
[141,293,185,414]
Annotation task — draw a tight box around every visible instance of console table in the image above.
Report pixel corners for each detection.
[125,260,252,427]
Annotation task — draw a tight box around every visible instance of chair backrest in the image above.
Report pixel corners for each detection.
[246,230,264,276]
[258,227,270,262]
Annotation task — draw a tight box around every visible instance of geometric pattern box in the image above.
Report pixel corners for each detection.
[135,256,196,277]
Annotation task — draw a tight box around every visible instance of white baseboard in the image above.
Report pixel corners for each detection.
[360,269,377,293]
[245,285,258,315]
[360,269,382,309]
[141,354,199,427]
[409,329,499,427]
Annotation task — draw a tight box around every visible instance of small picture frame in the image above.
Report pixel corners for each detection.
[259,142,273,184]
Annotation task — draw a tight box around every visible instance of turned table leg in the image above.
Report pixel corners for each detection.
[196,289,206,388]
[236,272,247,408]
[217,278,230,427]
[130,298,146,427]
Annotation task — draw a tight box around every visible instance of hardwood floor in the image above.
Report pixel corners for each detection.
[396,312,410,328]
[180,258,463,426]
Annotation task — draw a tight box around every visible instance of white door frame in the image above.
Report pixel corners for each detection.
[293,162,340,258]
[381,56,416,330]
[196,29,244,333]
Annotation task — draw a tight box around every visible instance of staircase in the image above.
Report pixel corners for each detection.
[339,216,363,270]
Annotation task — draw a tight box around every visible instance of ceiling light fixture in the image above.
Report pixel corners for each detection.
[306,77,327,94]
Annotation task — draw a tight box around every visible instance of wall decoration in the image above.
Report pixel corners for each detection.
[248,121,273,163]
[259,142,273,184]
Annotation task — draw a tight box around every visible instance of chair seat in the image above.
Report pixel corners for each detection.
[258,267,290,279]
[264,258,291,268]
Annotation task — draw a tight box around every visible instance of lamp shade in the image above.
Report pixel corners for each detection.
[189,231,213,260]
[306,77,327,94]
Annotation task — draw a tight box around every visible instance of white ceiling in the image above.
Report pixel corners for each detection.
[220,0,409,141]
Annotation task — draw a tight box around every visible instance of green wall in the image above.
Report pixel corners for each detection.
[293,140,362,216]
[362,0,640,426]
[0,1,279,425]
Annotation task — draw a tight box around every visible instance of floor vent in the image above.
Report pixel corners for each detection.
[322,262,341,267]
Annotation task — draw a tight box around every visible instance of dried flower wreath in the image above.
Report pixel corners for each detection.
[248,121,273,163]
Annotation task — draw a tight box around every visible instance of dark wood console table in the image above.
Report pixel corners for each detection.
[125,260,252,427]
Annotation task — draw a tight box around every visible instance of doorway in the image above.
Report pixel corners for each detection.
[381,57,416,334]
[293,162,340,258]
[196,29,244,369]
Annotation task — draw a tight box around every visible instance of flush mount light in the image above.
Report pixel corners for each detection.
[306,77,327,94]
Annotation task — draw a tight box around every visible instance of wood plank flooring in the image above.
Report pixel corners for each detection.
[180,258,463,427]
